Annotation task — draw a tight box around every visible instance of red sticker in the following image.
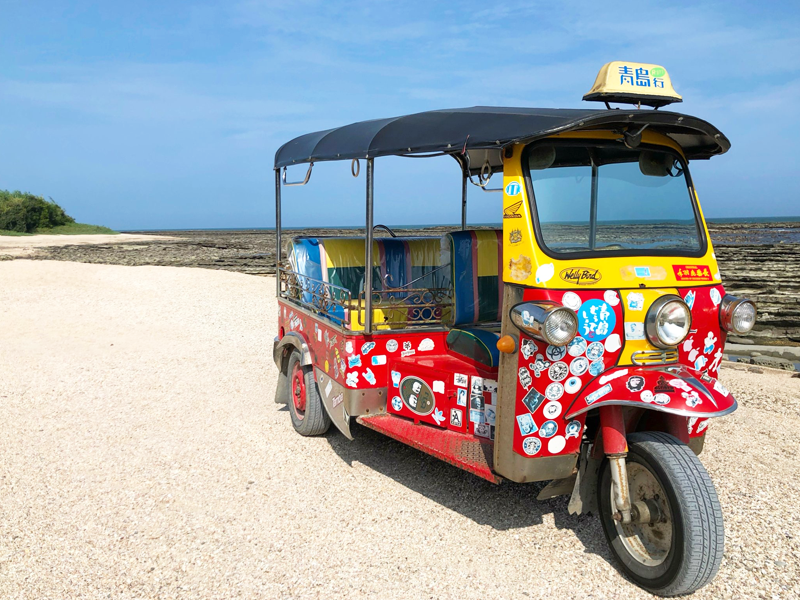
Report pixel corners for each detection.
[673,264,713,282]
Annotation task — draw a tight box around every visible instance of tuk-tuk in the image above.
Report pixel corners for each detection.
[272,62,756,596]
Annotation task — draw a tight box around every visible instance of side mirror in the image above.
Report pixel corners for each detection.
[639,151,671,177]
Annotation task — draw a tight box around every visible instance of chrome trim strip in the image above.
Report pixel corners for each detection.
[564,398,737,421]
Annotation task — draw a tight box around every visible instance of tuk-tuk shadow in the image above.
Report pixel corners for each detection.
[324,423,613,560]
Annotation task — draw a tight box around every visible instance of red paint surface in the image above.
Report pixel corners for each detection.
[600,405,628,454]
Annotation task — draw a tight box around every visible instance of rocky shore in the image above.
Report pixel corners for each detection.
[6,221,799,344]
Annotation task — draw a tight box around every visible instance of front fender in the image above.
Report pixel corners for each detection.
[564,364,737,420]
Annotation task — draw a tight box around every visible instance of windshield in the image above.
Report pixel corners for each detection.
[525,141,704,256]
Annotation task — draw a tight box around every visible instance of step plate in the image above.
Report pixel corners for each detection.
[357,414,501,484]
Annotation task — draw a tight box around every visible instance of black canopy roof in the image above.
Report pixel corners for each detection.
[274,106,729,169]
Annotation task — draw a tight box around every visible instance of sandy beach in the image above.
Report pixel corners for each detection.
[0,259,798,599]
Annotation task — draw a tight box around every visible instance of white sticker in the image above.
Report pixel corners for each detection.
[521,338,536,359]
[450,408,463,427]
[433,380,445,394]
[317,329,323,342]
[545,382,564,400]
[371,355,387,365]
[546,345,567,362]
[603,290,620,307]
[484,404,496,426]
[624,322,646,340]
[332,393,343,408]
[454,373,469,388]
[564,376,581,394]
[543,401,562,419]
[713,380,729,397]
[345,341,354,354]
[562,291,582,311]
[569,356,589,377]
[626,292,645,311]
[418,338,435,352]
[346,372,359,388]
[535,262,555,284]
[599,369,628,385]
[604,333,622,352]
[710,288,722,306]
[324,380,333,397]
[548,435,566,454]
[457,388,467,406]
[386,339,398,352]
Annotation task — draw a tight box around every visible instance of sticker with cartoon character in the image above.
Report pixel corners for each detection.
[517,413,538,436]
[400,376,435,415]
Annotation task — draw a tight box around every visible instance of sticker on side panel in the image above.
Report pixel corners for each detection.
[531,355,551,377]
[603,290,620,307]
[484,404,497,426]
[386,339,398,352]
[604,333,622,352]
[454,373,469,388]
[450,408,463,428]
[475,423,491,438]
[391,396,403,411]
[562,291,582,311]
[522,436,542,456]
[570,357,589,377]
[505,181,522,196]
[401,341,415,357]
[599,368,627,385]
[457,388,468,407]
[546,345,567,362]
[567,336,587,357]
[372,355,387,365]
[626,375,646,392]
[634,267,651,278]
[626,292,645,311]
[509,255,533,281]
[589,359,604,376]
[586,342,604,360]
[399,376,435,415]
[348,354,362,368]
[535,262,555,284]
[560,267,601,285]
[517,413,538,436]
[564,376,582,394]
[684,290,696,309]
[521,388,546,414]
[391,370,401,387]
[346,372,359,388]
[624,322,646,340]
[545,382,564,400]
[539,420,558,438]
[565,420,582,438]
[543,401,562,419]
[578,299,616,342]
[432,380,445,394]
[548,435,566,454]
[363,368,376,385]
[361,342,376,355]
[418,338,435,352]
[521,338,536,360]
[585,383,612,405]
[471,409,485,424]
[548,362,569,382]
[432,408,445,425]
[710,288,722,307]
[519,367,533,390]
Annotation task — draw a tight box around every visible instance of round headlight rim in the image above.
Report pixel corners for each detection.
[720,294,757,335]
[645,294,692,349]
[509,301,578,347]
[542,305,579,347]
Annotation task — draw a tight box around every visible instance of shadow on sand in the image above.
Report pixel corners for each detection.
[322,420,614,563]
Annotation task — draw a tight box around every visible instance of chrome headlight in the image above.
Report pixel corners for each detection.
[720,295,756,334]
[645,295,692,348]
[510,302,578,346]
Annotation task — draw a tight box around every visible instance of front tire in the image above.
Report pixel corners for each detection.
[598,431,723,596]
[286,351,331,436]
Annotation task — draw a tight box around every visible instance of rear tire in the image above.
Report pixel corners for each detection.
[598,431,723,596]
[286,351,331,436]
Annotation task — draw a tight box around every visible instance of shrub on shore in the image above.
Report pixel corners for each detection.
[0,190,115,234]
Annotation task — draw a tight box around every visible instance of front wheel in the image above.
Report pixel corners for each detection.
[598,431,723,596]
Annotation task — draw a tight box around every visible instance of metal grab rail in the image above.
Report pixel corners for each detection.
[357,287,452,328]
[282,163,314,186]
[279,267,354,326]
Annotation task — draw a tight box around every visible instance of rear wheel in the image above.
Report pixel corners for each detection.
[598,431,723,596]
[286,351,331,436]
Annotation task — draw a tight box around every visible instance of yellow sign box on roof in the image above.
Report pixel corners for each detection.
[583,61,682,108]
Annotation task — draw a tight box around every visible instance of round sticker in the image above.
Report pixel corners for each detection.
[546,345,567,362]
[391,396,403,411]
[567,336,587,357]
[522,437,541,456]
[710,288,722,307]
[562,291,581,311]
[399,376,435,415]
[505,181,521,196]
[626,375,645,392]
[651,67,666,78]
[653,393,671,405]
[577,298,617,342]
[543,401,562,419]
[548,435,567,454]
[386,339,398,352]
[564,376,582,394]
[548,362,569,382]
[545,382,564,400]
[539,420,558,438]
[586,342,604,361]
[570,356,589,376]
[603,289,620,307]
[565,420,582,438]
[640,390,654,403]
[589,359,605,376]
[604,333,622,352]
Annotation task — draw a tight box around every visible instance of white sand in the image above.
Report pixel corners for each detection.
[0,260,797,599]
[0,233,177,257]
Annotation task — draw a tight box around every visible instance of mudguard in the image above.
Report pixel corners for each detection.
[273,332,313,369]
[564,364,736,420]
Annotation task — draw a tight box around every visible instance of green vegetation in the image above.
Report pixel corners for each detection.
[0,190,116,235]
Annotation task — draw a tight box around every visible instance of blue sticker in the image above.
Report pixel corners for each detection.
[505,181,521,196]
[578,298,617,342]
[539,420,558,438]
[391,396,403,411]
[589,359,605,376]
[634,266,651,278]
[348,354,362,368]
[685,290,696,309]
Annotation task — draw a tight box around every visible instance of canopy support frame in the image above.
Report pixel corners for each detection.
[364,158,375,334]
[275,168,282,296]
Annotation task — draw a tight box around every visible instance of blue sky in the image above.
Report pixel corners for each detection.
[1,1,798,229]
